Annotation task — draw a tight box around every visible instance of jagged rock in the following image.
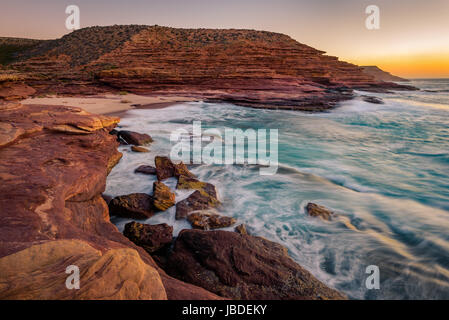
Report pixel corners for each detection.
[131,145,149,152]
[135,165,157,175]
[123,221,173,254]
[176,175,218,200]
[187,212,236,230]
[153,181,175,211]
[109,193,155,219]
[306,203,334,221]
[235,224,248,235]
[174,162,196,178]
[164,229,346,300]
[117,130,153,145]
[176,190,220,220]
[155,156,175,180]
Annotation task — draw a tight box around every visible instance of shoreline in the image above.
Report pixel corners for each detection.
[21,93,199,116]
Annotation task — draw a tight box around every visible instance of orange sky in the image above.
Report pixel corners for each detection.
[1,0,448,78]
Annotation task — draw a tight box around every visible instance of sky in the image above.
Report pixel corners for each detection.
[1,0,448,78]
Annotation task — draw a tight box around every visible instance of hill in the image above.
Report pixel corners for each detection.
[1,25,416,110]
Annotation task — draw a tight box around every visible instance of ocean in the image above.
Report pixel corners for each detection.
[105,79,449,299]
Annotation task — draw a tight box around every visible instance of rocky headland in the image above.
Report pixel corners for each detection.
[1,25,416,111]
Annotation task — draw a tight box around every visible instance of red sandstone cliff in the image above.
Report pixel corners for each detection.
[2,25,416,111]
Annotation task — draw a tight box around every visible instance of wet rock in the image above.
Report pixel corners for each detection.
[176,175,218,200]
[306,203,334,221]
[109,193,155,219]
[174,162,196,178]
[176,190,220,220]
[362,95,384,104]
[164,229,346,300]
[135,165,157,175]
[123,221,173,254]
[155,156,175,180]
[131,145,149,152]
[187,212,236,230]
[153,181,176,211]
[117,130,153,146]
[235,224,248,235]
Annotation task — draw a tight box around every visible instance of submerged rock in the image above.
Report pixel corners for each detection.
[123,221,173,254]
[117,130,153,146]
[109,193,155,219]
[131,145,149,152]
[135,165,157,175]
[155,156,175,180]
[153,181,176,211]
[164,229,346,300]
[362,95,384,104]
[306,202,334,221]
[187,212,236,230]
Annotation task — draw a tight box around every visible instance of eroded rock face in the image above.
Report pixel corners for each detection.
[306,203,334,221]
[109,193,155,219]
[123,221,173,254]
[0,82,36,101]
[153,181,176,211]
[164,230,346,300]
[187,212,236,230]
[235,224,248,235]
[0,104,222,300]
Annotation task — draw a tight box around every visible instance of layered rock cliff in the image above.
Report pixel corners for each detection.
[2,25,416,111]
[0,102,220,299]
[361,66,409,82]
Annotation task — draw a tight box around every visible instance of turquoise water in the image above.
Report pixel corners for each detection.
[105,79,449,299]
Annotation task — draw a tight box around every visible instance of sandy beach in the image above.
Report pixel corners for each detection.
[22,93,199,115]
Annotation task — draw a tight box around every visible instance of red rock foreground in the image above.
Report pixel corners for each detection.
[0,103,345,300]
[162,229,345,300]
[0,103,219,299]
[1,25,416,111]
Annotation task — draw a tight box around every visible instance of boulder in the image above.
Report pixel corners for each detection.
[235,224,248,235]
[153,181,176,211]
[109,193,155,219]
[117,130,153,145]
[164,229,346,300]
[155,156,175,180]
[176,190,219,220]
[135,165,157,175]
[306,203,334,221]
[187,212,236,230]
[131,145,149,152]
[174,162,196,178]
[123,221,173,254]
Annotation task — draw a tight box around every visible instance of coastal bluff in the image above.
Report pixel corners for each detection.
[1,25,416,111]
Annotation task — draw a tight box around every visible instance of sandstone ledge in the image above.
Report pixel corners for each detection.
[0,103,220,300]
